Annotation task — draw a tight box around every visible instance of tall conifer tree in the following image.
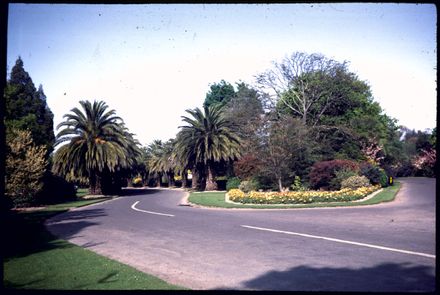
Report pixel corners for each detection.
[5,57,55,155]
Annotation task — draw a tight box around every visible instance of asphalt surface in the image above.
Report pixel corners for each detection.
[46,177,436,291]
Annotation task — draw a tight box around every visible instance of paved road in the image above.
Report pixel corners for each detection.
[46,177,436,291]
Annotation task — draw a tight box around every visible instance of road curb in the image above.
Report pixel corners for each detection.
[179,191,191,206]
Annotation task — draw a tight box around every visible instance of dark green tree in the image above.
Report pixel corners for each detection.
[203,80,236,108]
[5,57,55,155]
[223,82,264,152]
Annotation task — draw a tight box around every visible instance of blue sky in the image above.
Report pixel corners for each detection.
[7,3,437,146]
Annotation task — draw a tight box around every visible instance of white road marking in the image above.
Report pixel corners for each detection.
[241,225,435,259]
[131,201,175,217]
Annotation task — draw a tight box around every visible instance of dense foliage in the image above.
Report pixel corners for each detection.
[226,177,241,191]
[309,159,359,190]
[5,129,48,207]
[340,175,371,190]
[203,80,236,108]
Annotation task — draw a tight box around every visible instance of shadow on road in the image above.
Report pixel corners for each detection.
[45,207,107,240]
[236,262,435,292]
[119,188,161,197]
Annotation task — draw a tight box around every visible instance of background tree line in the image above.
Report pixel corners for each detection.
[143,52,436,192]
[4,53,437,208]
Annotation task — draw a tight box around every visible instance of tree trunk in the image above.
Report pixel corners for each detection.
[191,168,199,190]
[182,171,188,188]
[89,172,102,195]
[205,164,218,191]
[168,172,175,187]
[156,173,162,187]
[277,176,283,192]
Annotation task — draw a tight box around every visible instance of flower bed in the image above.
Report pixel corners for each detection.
[228,185,381,204]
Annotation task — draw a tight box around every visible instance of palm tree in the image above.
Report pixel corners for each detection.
[176,104,242,190]
[147,140,164,187]
[173,131,197,189]
[52,100,141,195]
[162,139,177,187]
[148,139,176,187]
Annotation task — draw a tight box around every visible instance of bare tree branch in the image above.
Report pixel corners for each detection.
[256,52,347,125]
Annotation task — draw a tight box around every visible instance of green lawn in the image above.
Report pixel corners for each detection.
[3,198,187,290]
[188,181,401,209]
[76,187,89,197]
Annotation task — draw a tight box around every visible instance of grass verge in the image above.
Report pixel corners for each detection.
[3,198,187,290]
[76,187,89,197]
[188,181,401,209]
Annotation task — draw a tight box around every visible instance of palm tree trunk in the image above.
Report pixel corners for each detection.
[191,167,200,190]
[157,173,162,187]
[168,171,175,187]
[182,170,188,188]
[206,164,218,191]
[89,172,103,195]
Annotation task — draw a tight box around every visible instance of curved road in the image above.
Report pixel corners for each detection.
[46,177,435,291]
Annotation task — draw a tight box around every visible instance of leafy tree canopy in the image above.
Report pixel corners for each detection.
[203,79,236,108]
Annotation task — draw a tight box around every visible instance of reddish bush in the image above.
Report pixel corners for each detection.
[309,159,359,190]
[233,154,262,180]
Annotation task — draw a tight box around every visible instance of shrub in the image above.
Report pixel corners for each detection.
[254,174,278,191]
[238,179,259,193]
[360,162,381,184]
[132,177,143,187]
[413,148,436,177]
[290,176,307,191]
[360,162,388,187]
[341,175,371,190]
[226,177,241,191]
[309,159,359,190]
[38,173,77,204]
[5,129,48,207]
[233,154,262,180]
[330,168,359,190]
[378,169,389,188]
[228,188,245,199]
